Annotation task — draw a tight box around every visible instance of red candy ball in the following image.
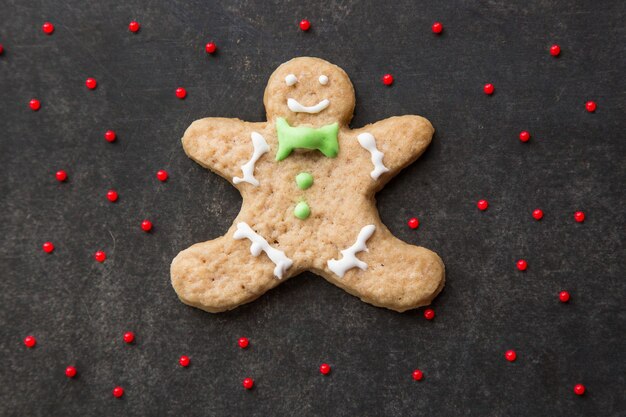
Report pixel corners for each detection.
[519,131,530,142]
[532,209,543,220]
[129,21,140,33]
[85,78,97,90]
[141,220,153,232]
[29,98,41,111]
[412,369,424,381]
[107,190,118,202]
[94,250,106,262]
[550,44,561,56]
[0,44,4,55]
[205,42,217,54]
[42,22,54,35]
[483,83,494,95]
[516,259,528,271]
[574,211,585,223]
[573,384,585,396]
[382,74,394,86]
[65,366,77,378]
[505,350,517,362]
[477,199,489,211]
[156,170,169,182]
[559,291,570,303]
[423,308,435,320]
[299,19,311,31]
[113,386,124,398]
[104,130,116,142]
[123,331,135,344]
[242,377,254,390]
[24,335,37,348]
[431,22,443,34]
[175,87,187,99]
[319,363,331,375]
[42,242,55,253]
[407,217,419,229]
[179,355,190,367]
[238,337,249,349]
[585,101,596,112]
[56,170,67,182]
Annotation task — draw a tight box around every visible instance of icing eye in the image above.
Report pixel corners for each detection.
[285,74,297,86]
[319,75,329,85]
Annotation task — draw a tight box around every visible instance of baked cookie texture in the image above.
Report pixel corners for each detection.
[171,57,445,313]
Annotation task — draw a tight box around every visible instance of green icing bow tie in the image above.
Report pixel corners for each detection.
[275,117,339,161]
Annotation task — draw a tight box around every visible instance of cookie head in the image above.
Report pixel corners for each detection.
[263,57,355,126]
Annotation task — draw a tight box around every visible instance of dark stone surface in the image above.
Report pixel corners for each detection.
[1,1,624,416]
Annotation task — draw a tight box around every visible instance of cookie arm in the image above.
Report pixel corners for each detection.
[182,118,268,182]
[353,115,434,180]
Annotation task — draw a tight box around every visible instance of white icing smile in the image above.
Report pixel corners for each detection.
[287,98,330,114]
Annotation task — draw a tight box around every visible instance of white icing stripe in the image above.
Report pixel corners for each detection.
[287,98,330,114]
[233,132,269,186]
[233,222,293,279]
[285,74,297,86]
[327,225,376,278]
[357,133,390,180]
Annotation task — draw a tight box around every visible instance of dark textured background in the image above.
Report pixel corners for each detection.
[1,0,625,416]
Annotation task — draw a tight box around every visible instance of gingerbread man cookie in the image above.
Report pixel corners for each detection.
[171,57,445,313]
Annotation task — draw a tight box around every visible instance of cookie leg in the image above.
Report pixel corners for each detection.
[323,227,445,313]
[171,232,288,313]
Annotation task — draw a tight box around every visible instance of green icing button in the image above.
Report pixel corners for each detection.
[294,201,311,220]
[295,172,314,190]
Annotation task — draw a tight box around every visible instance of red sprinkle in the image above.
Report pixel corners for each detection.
[65,366,77,378]
[129,21,140,33]
[519,131,530,142]
[423,308,435,320]
[179,355,190,367]
[42,242,55,253]
[104,130,116,142]
[574,211,585,223]
[205,42,217,54]
[585,101,596,112]
[532,209,543,220]
[85,78,97,90]
[123,331,135,344]
[175,87,187,99]
[156,170,169,182]
[299,19,311,31]
[559,291,570,303]
[412,369,424,380]
[242,377,254,390]
[113,386,124,398]
[505,350,517,362]
[141,220,153,232]
[56,170,68,182]
[431,22,443,34]
[477,199,489,211]
[382,74,394,86]
[573,384,585,396]
[107,190,118,202]
[319,363,331,375]
[238,337,249,349]
[29,98,41,111]
[24,335,37,348]
[516,259,528,271]
[42,22,54,35]
[550,44,561,56]
[407,217,419,229]
[0,44,4,55]
[94,250,106,263]
[483,83,494,95]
